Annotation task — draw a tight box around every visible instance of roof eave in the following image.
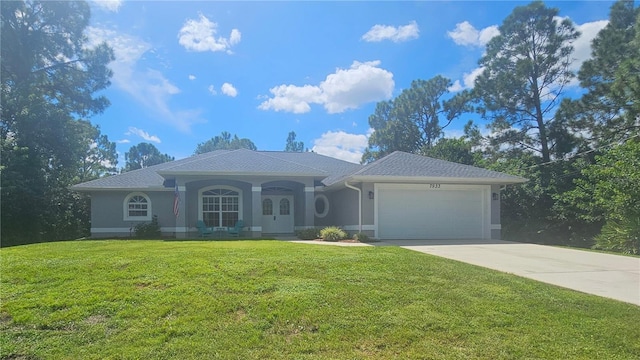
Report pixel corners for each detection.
[347,175,528,185]
[70,186,171,192]
[156,170,327,177]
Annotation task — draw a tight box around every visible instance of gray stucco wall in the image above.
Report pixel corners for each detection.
[314,183,372,231]
[322,188,359,227]
[90,190,175,237]
[361,183,375,226]
[89,176,318,238]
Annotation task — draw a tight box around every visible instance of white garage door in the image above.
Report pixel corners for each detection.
[377,184,488,240]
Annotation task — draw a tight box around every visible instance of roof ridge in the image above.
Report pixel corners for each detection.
[256,150,329,174]
[162,150,230,171]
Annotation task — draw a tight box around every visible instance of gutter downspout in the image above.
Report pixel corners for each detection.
[344,182,362,233]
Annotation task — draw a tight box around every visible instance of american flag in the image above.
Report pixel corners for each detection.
[173,183,180,218]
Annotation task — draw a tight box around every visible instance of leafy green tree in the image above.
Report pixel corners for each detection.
[285,131,304,152]
[362,100,417,163]
[563,1,639,145]
[1,0,114,245]
[78,122,118,182]
[566,140,640,254]
[124,143,174,172]
[474,1,580,181]
[423,137,479,166]
[364,76,472,162]
[194,131,257,154]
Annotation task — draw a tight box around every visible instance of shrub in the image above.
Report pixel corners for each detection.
[353,232,370,242]
[134,215,161,238]
[295,228,320,240]
[594,217,640,255]
[319,226,348,242]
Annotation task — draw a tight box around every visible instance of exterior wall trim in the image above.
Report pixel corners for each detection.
[92,227,190,233]
[342,225,375,231]
[92,227,131,233]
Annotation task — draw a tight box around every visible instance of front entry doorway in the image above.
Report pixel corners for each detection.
[262,195,294,233]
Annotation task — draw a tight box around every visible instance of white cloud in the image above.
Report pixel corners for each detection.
[565,18,609,72]
[362,21,419,42]
[447,21,499,47]
[126,127,161,143]
[449,66,485,92]
[221,82,238,97]
[259,85,323,113]
[311,130,371,164]
[86,27,202,132]
[188,74,196,80]
[208,85,217,95]
[90,0,122,12]
[178,14,241,54]
[116,139,131,144]
[229,29,242,45]
[259,60,394,114]
[447,80,464,93]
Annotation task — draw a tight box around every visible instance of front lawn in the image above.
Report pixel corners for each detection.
[1,240,639,359]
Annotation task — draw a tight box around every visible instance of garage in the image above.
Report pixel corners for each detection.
[376,184,490,240]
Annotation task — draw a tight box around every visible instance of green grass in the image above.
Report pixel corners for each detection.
[1,240,639,359]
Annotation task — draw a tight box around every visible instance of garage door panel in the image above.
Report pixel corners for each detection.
[378,187,485,240]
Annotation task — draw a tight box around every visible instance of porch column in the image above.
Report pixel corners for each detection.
[175,184,187,239]
[304,186,315,228]
[251,186,263,236]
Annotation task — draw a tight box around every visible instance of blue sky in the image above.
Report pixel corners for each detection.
[86,0,613,165]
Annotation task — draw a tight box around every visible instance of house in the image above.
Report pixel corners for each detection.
[71,149,526,240]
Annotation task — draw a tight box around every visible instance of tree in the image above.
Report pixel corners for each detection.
[194,131,257,154]
[364,76,472,162]
[124,143,174,172]
[423,137,479,166]
[1,1,114,245]
[285,131,304,152]
[77,122,118,182]
[563,1,640,145]
[566,139,640,254]
[474,1,580,181]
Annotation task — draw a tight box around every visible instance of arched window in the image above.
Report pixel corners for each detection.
[124,193,152,221]
[199,186,242,227]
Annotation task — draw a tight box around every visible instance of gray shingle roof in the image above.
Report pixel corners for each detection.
[337,151,526,184]
[71,149,360,190]
[158,149,333,175]
[71,149,525,191]
[263,151,362,185]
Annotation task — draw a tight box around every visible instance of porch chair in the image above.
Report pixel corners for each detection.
[196,220,214,238]
[228,220,244,237]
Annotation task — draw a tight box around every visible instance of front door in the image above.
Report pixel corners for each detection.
[262,195,294,233]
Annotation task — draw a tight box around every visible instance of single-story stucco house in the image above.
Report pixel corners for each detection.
[71,149,526,240]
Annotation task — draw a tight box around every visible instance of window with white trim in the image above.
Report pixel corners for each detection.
[200,187,241,227]
[124,193,152,221]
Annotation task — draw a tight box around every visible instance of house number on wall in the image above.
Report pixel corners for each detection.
[429,184,441,188]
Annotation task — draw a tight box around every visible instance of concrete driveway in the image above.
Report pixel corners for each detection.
[377,239,640,306]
